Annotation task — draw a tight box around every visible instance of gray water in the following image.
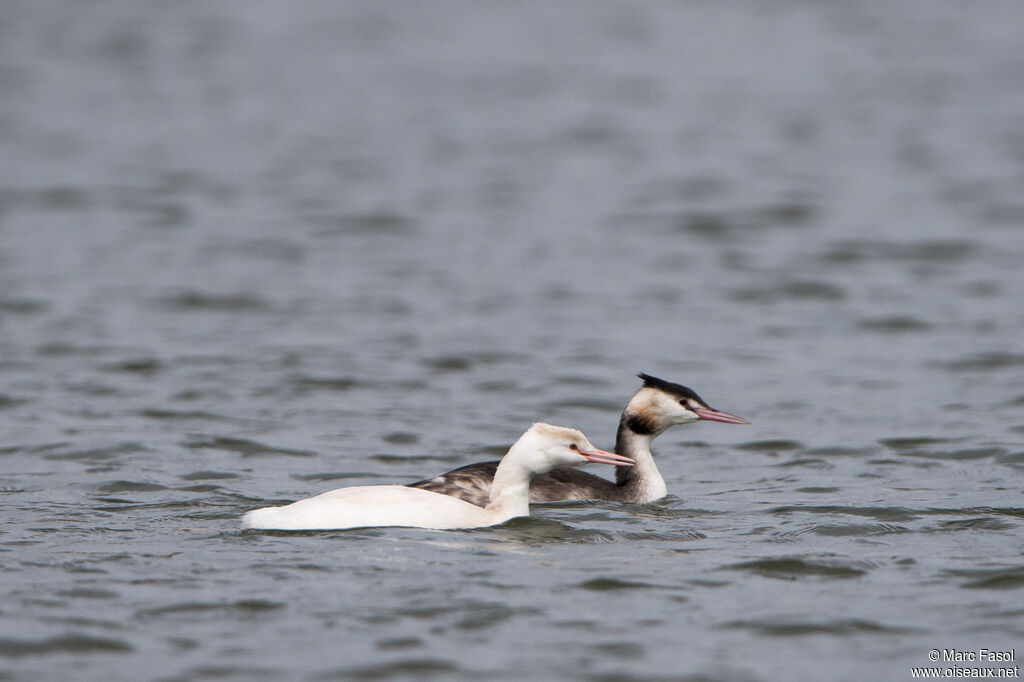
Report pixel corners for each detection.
[2,2,1023,680]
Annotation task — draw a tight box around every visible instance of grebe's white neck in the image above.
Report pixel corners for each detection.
[486,425,576,521]
[614,418,666,498]
[486,422,633,521]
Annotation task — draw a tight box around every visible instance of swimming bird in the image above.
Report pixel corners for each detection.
[408,373,748,506]
[242,423,633,531]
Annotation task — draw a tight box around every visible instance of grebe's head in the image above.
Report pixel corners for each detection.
[512,423,633,474]
[623,373,749,435]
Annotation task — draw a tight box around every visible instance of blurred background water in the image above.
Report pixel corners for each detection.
[1,1,1023,680]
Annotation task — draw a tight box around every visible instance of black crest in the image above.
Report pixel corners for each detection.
[637,373,706,405]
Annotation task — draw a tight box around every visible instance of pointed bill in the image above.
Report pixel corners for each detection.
[693,407,750,425]
[579,448,634,467]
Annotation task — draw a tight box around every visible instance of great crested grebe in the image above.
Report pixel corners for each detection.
[408,374,748,506]
[242,423,633,531]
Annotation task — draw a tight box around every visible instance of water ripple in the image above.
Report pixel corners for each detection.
[945,566,1024,590]
[939,353,1024,372]
[0,634,133,658]
[317,658,460,681]
[722,557,871,579]
[162,290,271,312]
[185,437,316,458]
[770,505,920,522]
[135,599,285,620]
[576,577,660,591]
[719,617,915,636]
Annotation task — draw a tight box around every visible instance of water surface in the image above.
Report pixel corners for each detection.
[1,2,1023,680]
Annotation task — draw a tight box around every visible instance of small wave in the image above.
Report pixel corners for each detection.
[162,290,270,311]
[719,617,913,636]
[140,409,236,422]
[900,447,1005,461]
[289,376,362,393]
[946,565,1024,590]
[879,437,958,451]
[290,471,387,482]
[542,397,622,412]
[178,470,239,481]
[101,358,164,375]
[806,523,910,537]
[165,664,282,680]
[774,457,829,468]
[44,442,148,462]
[857,315,933,333]
[382,431,419,444]
[485,517,615,545]
[770,505,919,522]
[722,556,869,579]
[820,239,975,265]
[94,481,168,493]
[0,634,133,658]
[621,530,707,542]
[308,210,415,237]
[736,440,804,452]
[371,454,466,464]
[0,298,47,315]
[136,600,284,620]
[185,437,316,458]
[730,281,846,304]
[419,351,527,373]
[54,588,119,599]
[804,446,877,458]
[669,202,817,240]
[375,637,425,651]
[576,577,658,591]
[919,506,1023,520]
[420,355,472,372]
[939,517,1016,531]
[938,352,1024,372]
[997,451,1024,466]
[319,658,459,681]
[0,394,27,409]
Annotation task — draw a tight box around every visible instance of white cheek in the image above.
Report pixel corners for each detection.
[674,407,700,424]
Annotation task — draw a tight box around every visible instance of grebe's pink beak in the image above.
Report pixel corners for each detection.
[693,407,750,425]
[579,448,634,467]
